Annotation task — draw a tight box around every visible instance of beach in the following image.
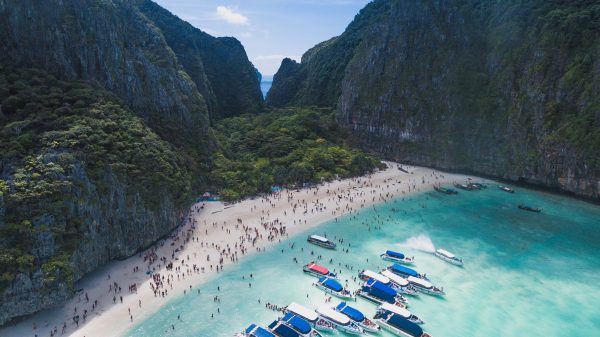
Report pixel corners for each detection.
[0,163,470,337]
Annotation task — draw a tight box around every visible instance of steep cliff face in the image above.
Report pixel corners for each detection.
[0,67,194,325]
[268,0,600,200]
[136,0,264,120]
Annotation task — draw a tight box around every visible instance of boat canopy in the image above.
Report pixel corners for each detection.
[319,277,343,292]
[436,249,455,259]
[309,235,329,243]
[386,313,423,337]
[268,321,300,337]
[317,306,351,325]
[407,276,432,289]
[390,264,419,277]
[287,302,318,322]
[307,263,330,275]
[282,313,312,334]
[335,302,365,322]
[365,278,397,303]
[385,250,405,259]
[379,303,411,319]
[361,270,390,284]
[245,324,276,337]
[381,270,409,287]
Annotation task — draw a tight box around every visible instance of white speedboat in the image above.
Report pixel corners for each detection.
[374,312,432,337]
[285,302,335,332]
[380,270,419,296]
[387,264,429,280]
[314,277,356,301]
[406,276,444,296]
[377,303,423,324]
[358,278,407,307]
[380,250,414,264]
[434,249,463,266]
[303,262,338,279]
[334,302,381,333]
[307,235,336,249]
[316,306,364,335]
[236,324,277,337]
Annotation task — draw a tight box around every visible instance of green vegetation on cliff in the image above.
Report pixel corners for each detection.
[210,107,383,200]
[0,66,195,294]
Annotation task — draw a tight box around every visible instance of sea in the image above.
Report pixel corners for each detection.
[126,183,600,337]
[261,76,273,98]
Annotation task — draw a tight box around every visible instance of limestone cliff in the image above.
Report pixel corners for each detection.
[268,0,600,200]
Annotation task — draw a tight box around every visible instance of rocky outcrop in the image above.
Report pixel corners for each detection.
[136,0,264,120]
[268,0,600,200]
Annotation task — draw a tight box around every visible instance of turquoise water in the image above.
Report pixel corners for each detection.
[127,185,600,337]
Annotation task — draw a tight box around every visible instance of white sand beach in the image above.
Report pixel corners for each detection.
[0,163,475,337]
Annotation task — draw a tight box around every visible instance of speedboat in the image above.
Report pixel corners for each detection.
[380,250,414,264]
[380,270,418,296]
[316,306,364,335]
[303,262,337,279]
[373,312,432,337]
[469,182,487,189]
[236,324,276,337]
[270,314,322,337]
[314,277,356,301]
[387,264,429,280]
[377,303,423,324]
[454,183,474,191]
[433,185,458,195]
[359,270,392,285]
[406,276,444,296]
[334,302,380,333]
[285,302,335,332]
[358,278,407,307]
[518,204,541,213]
[307,235,336,249]
[498,185,514,193]
[434,249,463,266]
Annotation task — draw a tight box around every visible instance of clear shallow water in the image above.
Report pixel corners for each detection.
[127,185,600,337]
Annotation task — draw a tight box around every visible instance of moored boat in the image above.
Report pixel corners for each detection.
[316,306,364,335]
[469,182,487,189]
[406,276,444,296]
[359,269,391,284]
[373,312,432,337]
[434,249,463,266]
[433,185,458,195]
[314,277,356,301]
[272,314,322,337]
[454,183,474,191]
[334,302,381,333]
[307,235,336,249]
[358,278,408,307]
[235,324,277,337]
[518,204,542,213]
[303,262,337,279]
[380,250,414,264]
[498,185,514,193]
[377,303,423,324]
[387,264,428,280]
[380,270,419,296]
[285,302,335,332]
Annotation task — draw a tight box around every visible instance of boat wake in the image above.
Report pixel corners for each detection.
[399,235,436,253]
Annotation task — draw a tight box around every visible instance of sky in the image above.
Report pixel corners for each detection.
[153,0,372,75]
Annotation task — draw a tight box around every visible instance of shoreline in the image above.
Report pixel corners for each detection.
[0,162,475,337]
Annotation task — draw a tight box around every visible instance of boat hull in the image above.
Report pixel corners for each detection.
[303,267,337,279]
[314,283,356,301]
[357,291,406,308]
[434,252,463,266]
[307,238,336,249]
[380,254,414,265]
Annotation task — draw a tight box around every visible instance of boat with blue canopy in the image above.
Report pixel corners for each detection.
[380,270,418,296]
[235,324,277,337]
[377,303,423,324]
[380,250,414,264]
[387,264,428,280]
[334,302,380,333]
[314,277,356,300]
[316,306,364,335]
[279,313,322,337]
[358,278,407,307]
[406,276,444,296]
[373,312,432,337]
[285,302,335,332]
[268,320,301,337]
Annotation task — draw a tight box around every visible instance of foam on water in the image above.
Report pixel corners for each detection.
[399,234,436,253]
[126,185,600,337]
